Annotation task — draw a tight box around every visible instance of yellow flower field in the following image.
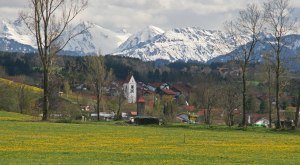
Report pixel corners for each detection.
[0,112,299,164]
[0,78,42,94]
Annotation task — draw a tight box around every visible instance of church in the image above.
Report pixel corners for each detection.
[123,74,137,103]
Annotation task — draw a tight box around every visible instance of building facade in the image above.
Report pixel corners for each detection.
[123,75,137,103]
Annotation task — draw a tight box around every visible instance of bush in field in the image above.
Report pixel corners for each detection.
[0,83,18,112]
[0,79,39,114]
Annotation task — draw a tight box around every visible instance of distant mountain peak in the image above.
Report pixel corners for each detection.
[1,18,300,67]
[0,18,35,49]
[145,25,165,34]
[115,27,236,62]
[116,25,164,53]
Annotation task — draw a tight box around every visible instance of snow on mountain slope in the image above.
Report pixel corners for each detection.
[0,19,131,55]
[115,27,235,62]
[0,18,36,53]
[209,34,300,66]
[117,25,164,52]
[2,18,299,66]
[0,19,237,61]
[65,23,131,55]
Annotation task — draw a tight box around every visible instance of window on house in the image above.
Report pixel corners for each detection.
[130,85,134,93]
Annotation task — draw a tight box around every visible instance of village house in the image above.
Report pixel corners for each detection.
[170,83,192,97]
[146,84,156,92]
[160,88,176,96]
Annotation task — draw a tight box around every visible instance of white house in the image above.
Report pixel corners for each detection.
[255,118,270,127]
[123,75,137,103]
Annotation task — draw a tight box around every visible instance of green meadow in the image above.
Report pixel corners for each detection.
[0,111,299,164]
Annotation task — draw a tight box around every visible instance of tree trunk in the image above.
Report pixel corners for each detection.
[42,68,49,121]
[275,72,280,129]
[205,104,211,125]
[275,50,281,129]
[170,103,173,117]
[227,112,231,127]
[227,109,234,127]
[96,84,101,121]
[163,103,167,116]
[230,113,234,127]
[116,94,122,120]
[268,67,272,128]
[97,94,100,121]
[116,101,121,120]
[295,88,300,129]
[242,66,247,127]
[18,85,25,114]
[204,109,207,124]
[207,108,211,125]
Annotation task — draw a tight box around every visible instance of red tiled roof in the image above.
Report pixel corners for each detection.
[185,106,195,112]
[251,114,267,122]
[161,88,176,95]
[150,82,163,88]
[130,111,137,116]
[171,84,191,93]
[138,96,145,103]
[144,90,155,94]
[197,110,206,116]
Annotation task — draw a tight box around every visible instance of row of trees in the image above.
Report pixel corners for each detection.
[226,0,297,129]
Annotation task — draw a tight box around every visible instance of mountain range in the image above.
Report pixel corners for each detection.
[1,18,300,65]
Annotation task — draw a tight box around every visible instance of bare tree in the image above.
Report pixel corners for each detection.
[85,55,112,121]
[115,84,126,120]
[262,53,275,128]
[20,0,89,121]
[287,78,300,129]
[17,84,26,114]
[203,86,218,126]
[221,83,241,127]
[194,77,219,125]
[263,0,297,129]
[295,87,300,129]
[225,3,262,127]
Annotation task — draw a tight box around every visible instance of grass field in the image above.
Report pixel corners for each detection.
[0,111,299,164]
[0,111,40,121]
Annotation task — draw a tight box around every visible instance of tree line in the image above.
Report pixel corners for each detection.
[0,0,299,130]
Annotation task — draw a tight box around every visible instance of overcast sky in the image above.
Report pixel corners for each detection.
[1,0,300,33]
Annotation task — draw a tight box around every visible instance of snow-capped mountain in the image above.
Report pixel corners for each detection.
[209,34,300,63]
[65,23,131,55]
[207,34,300,72]
[0,18,34,46]
[1,18,300,65]
[117,25,164,52]
[0,19,131,55]
[0,18,36,53]
[115,27,236,62]
[0,19,236,62]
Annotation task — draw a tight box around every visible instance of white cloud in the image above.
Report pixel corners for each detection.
[0,0,299,32]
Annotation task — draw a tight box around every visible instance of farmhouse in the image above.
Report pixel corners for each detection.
[170,83,192,97]
[160,88,176,96]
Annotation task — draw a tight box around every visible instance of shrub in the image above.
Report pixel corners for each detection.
[134,117,159,125]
